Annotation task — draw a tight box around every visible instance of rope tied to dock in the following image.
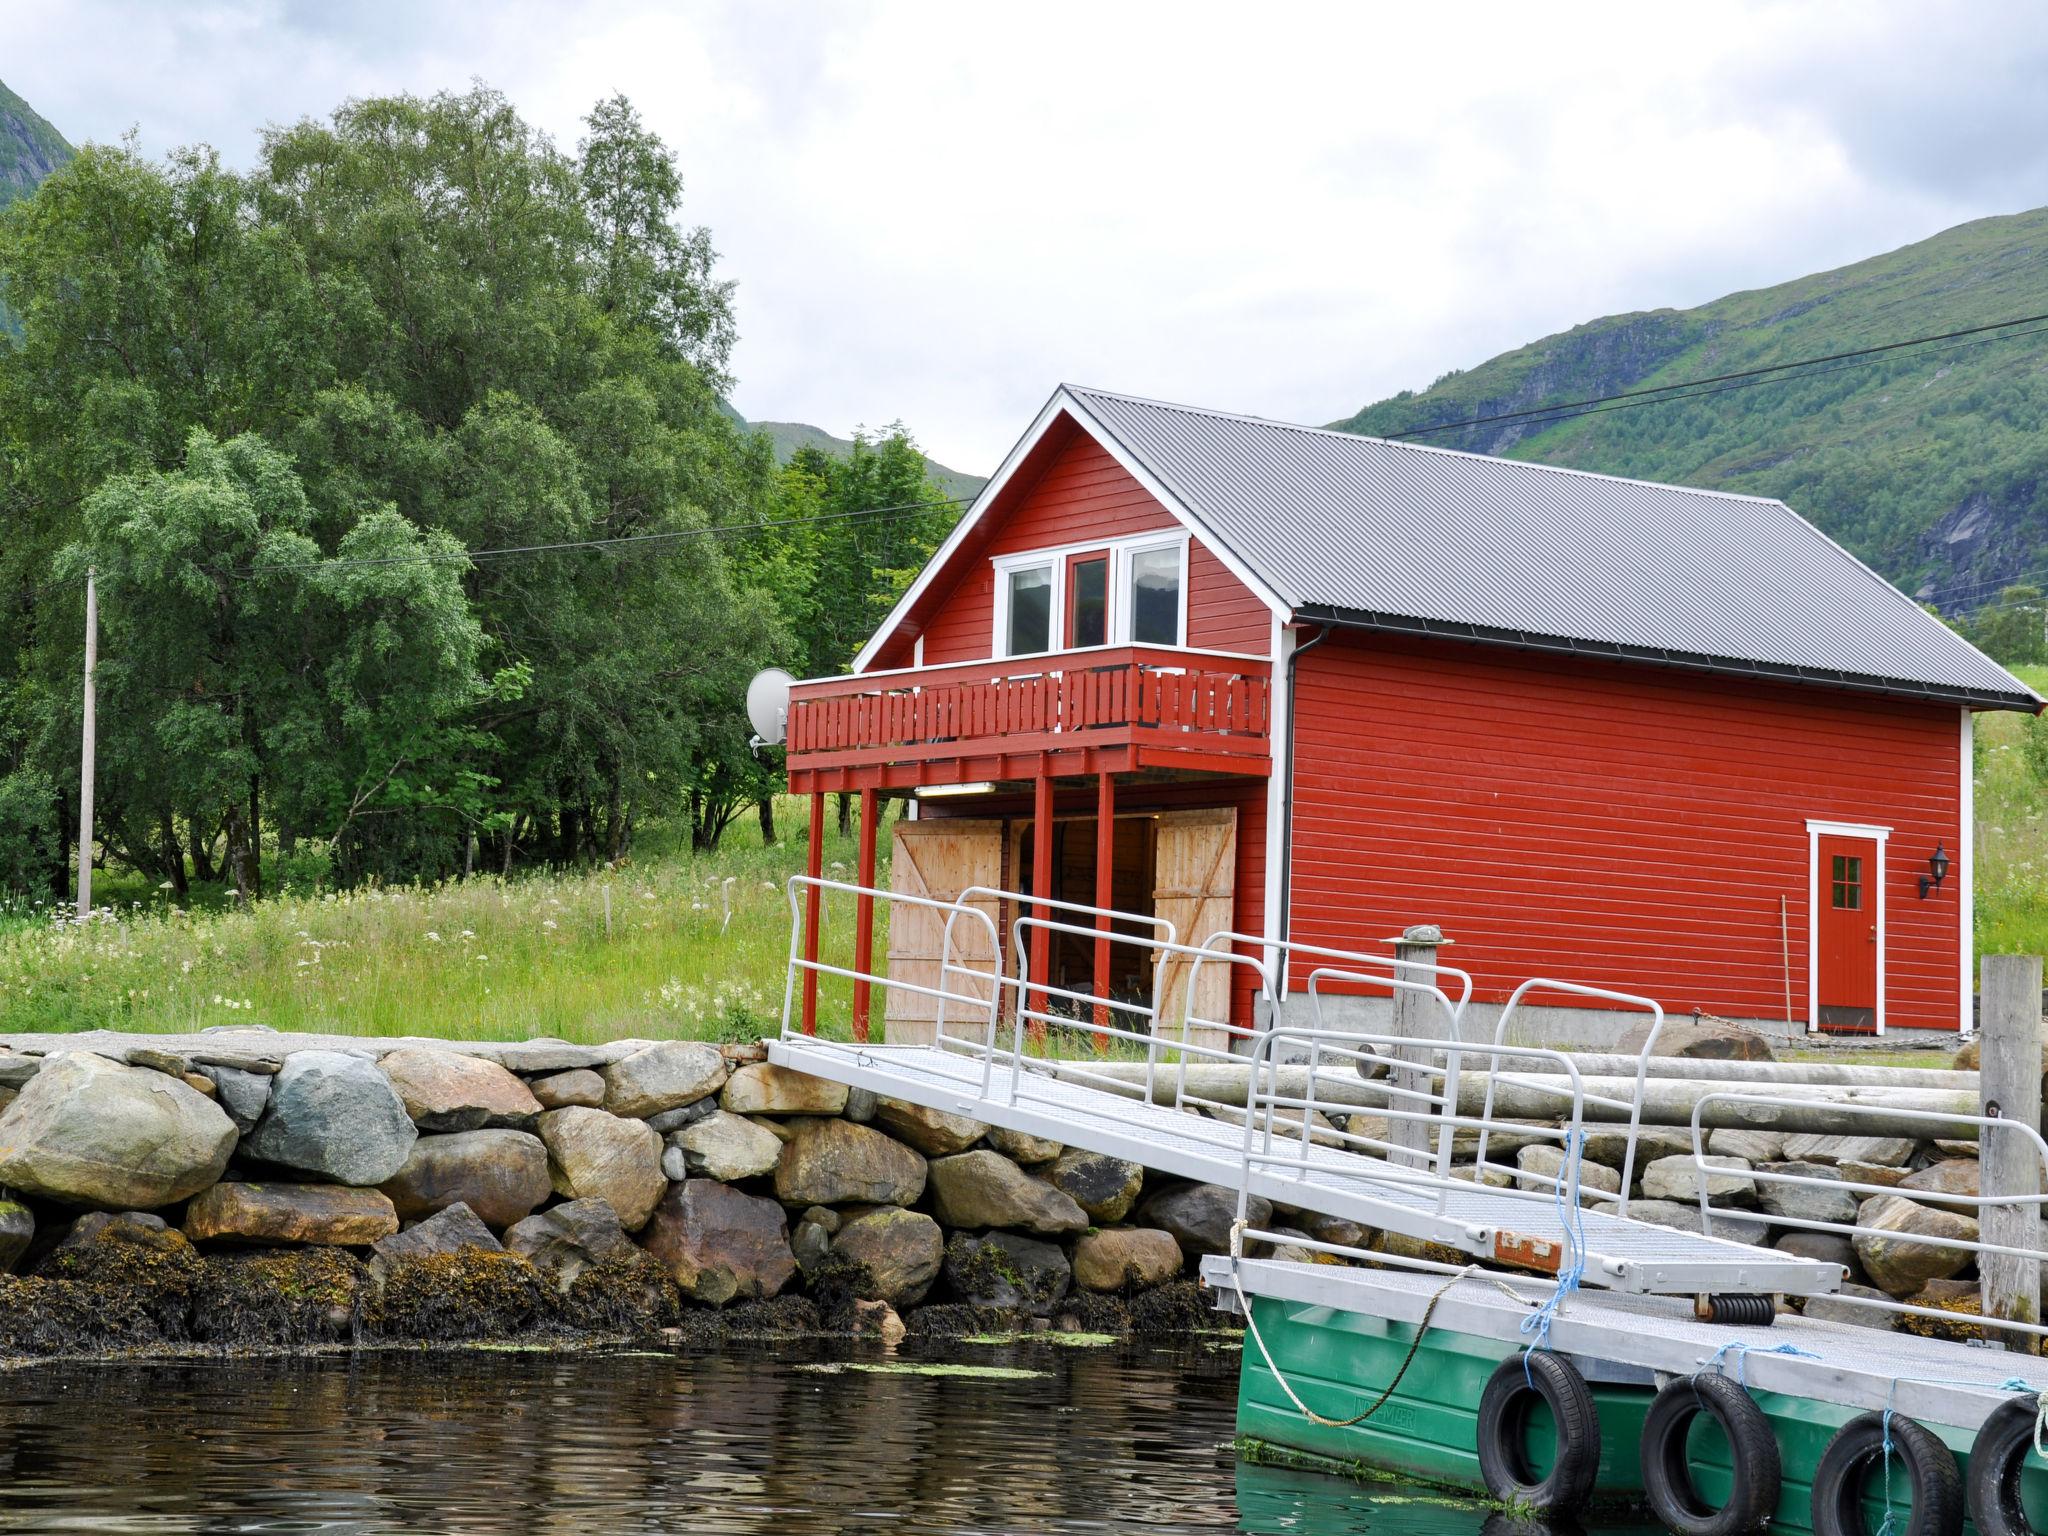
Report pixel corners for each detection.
[1694,1339,1821,1389]
[1874,1373,2047,1536]
[1225,1221,1539,1430]
[1519,1128,1591,1384]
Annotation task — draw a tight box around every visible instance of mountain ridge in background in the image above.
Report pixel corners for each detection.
[0,79,71,207]
[733,410,987,502]
[1329,208,2048,613]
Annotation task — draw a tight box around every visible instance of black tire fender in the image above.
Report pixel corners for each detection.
[1639,1372,1781,1536]
[1810,1411,1963,1536]
[1475,1352,1602,1517]
[1967,1394,2043,1536]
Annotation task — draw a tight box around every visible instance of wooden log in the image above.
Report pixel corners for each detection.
[1546,1054,1975,1091]
[1980,954,2043,1354]
[1079,1062,1984,1138]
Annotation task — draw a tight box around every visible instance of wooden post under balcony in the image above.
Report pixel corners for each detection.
[1028,770,1054,1041]
[1093,771,1114,1047]
[801,790,824,1035]
[852,787,878,1043]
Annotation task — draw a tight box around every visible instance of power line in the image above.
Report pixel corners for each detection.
[1386,310,2048,441]
[228,493,974,577]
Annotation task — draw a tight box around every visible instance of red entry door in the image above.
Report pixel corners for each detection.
[1816,833,1879,1032]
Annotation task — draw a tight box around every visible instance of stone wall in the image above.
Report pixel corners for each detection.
[0,1034,1217,1359]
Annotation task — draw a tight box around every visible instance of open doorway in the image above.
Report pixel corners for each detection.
[1014,815,1158,1006]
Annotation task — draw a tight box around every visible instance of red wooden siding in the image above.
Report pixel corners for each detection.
[1287,632,1964,1030]
[871,425,1271,669]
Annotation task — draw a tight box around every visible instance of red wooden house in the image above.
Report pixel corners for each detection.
[783,385,2038,1043]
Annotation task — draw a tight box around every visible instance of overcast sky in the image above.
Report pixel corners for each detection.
[10,2,2048,471]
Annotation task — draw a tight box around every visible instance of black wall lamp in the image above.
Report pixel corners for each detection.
[1919,842,1950,900]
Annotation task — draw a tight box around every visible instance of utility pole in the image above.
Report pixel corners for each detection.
[76,567,96,920]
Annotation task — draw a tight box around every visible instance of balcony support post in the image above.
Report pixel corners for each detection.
[801,789,824,1036]
[851,787,878,1043]
[1093,772,1115,1046]
[1028,769,1054,1042]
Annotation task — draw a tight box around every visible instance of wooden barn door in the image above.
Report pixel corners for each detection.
[885,818,1004,1045]
[1151,808,1238,1052]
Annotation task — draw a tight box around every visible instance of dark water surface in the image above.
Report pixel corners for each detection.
[0,1340,1511,1534]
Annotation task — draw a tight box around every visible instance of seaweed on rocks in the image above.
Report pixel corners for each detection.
[1126,1281,1212,1337]
[1053,1291,1130,1335]
[553,1251,684,1336]
[363,1250,549,1341]
[900,1303,1030,1340]
[190,1250,365,1347]
[663,1293,822,1349]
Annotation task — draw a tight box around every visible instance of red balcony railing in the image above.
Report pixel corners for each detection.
[785,645,1272,785]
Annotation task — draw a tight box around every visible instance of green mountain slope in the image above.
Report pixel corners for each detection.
[0,80,71,208]
[1330,209,2048,612]
[751,418,986,503]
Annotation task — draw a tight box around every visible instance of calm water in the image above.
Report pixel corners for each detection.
[0,1340,1528,1534]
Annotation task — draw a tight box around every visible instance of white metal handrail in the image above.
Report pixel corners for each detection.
[781,875,1004,1056]
[1484,979,1664,1218]
[1687,1090,2048,1343]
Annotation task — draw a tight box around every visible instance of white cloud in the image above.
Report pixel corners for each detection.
[7,0,2043,470]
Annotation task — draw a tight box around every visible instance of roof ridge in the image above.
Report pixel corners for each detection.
[1062,381,1796,509]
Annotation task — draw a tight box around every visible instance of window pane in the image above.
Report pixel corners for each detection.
[1006,565,1052,656]
[1070,558,1108,648]
[1831,856,1862,910]
[1129,546,1182,644]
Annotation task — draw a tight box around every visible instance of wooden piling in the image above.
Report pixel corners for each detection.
[1979,953,2043,1353]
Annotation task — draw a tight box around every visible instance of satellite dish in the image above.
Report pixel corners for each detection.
[746,667,795,746]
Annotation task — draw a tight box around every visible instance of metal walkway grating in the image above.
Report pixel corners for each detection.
[768,1039,1841,1298]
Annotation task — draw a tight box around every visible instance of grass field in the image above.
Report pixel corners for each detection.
[0,803,883,1042]
[7,676,2048,1044]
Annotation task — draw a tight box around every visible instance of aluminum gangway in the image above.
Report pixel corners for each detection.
[767,877,1841,1300]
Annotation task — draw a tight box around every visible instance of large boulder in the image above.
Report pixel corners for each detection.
[1854,1194,1978,1297]
[1899,1160,1980,1210]
[377,1048,541,1132]
[185,1181,400,1246]
[1516,1145,1622,1205]
[926,1150,1087,1235]
[1640,1154,1756,1205]
[832,1207,946,1306]
[640,1180,796,1305]
[1708,1129,1787,1164]
[0,1199,30,1273]
[873,1098,989,1156]
[664,1112,783,1183]
[773,1119,927,1207]
[379,1129,551,1229]
[1775,1230,1862,1280]
[1045,1150,1145,1224]
[1140,1183,1272,1256]
[601,1043,728,1119]
[1755,1162,1860,1227]
[1803,1283,1901,1331]
[1626,1199,1773,1246]
[536,1108,665,1230]
[1072,1228,1184,1292]
[720,1063,848,1116]
[1581,1127,1693,1168]
[193,1064,271,1134]
[1782,1134,1916,1169]
[529,1069,606,1110]
[243,1051,417,1186]
[504,1197,638,1291]
[987,1127,1063,1165]
[0,1052,237,1209]
[942,1230,1072,1314]
[1617,1014,1774,1061]
[370,1202,502,1267]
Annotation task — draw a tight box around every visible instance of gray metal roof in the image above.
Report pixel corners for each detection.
[1064,385,2039,710]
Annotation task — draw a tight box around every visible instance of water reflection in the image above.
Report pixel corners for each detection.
[0,1342,1590,1534]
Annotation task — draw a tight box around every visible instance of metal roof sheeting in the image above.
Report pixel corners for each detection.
[1065,385,2039,710]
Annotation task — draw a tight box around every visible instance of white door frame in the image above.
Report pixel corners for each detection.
[1806,819,1890,1035]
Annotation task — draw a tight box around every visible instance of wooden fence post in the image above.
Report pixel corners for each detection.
[1388,925,1449,1170]
[1980,953,2043,1354]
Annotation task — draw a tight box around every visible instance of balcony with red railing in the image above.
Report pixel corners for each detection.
[784,645,1273,791]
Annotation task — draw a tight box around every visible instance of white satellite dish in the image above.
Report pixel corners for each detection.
[745,667,795,746]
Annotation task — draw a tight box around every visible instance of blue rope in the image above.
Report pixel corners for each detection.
[1696,1339,1821,1389]
[1520,1128,1590,1383]
[1877,1373,2040,1536]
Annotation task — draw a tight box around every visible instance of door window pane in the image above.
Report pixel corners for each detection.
[1831,854,1862,910]
[1070,557,1108,648]
[1128,546,1183,644]
[1006,564,1052,656]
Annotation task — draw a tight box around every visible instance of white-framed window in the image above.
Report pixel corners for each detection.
[991,533,1189,658]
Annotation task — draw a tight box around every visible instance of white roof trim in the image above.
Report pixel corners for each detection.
[851,387,1289,673]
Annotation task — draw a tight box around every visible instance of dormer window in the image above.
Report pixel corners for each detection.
[993,533,1188,658]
